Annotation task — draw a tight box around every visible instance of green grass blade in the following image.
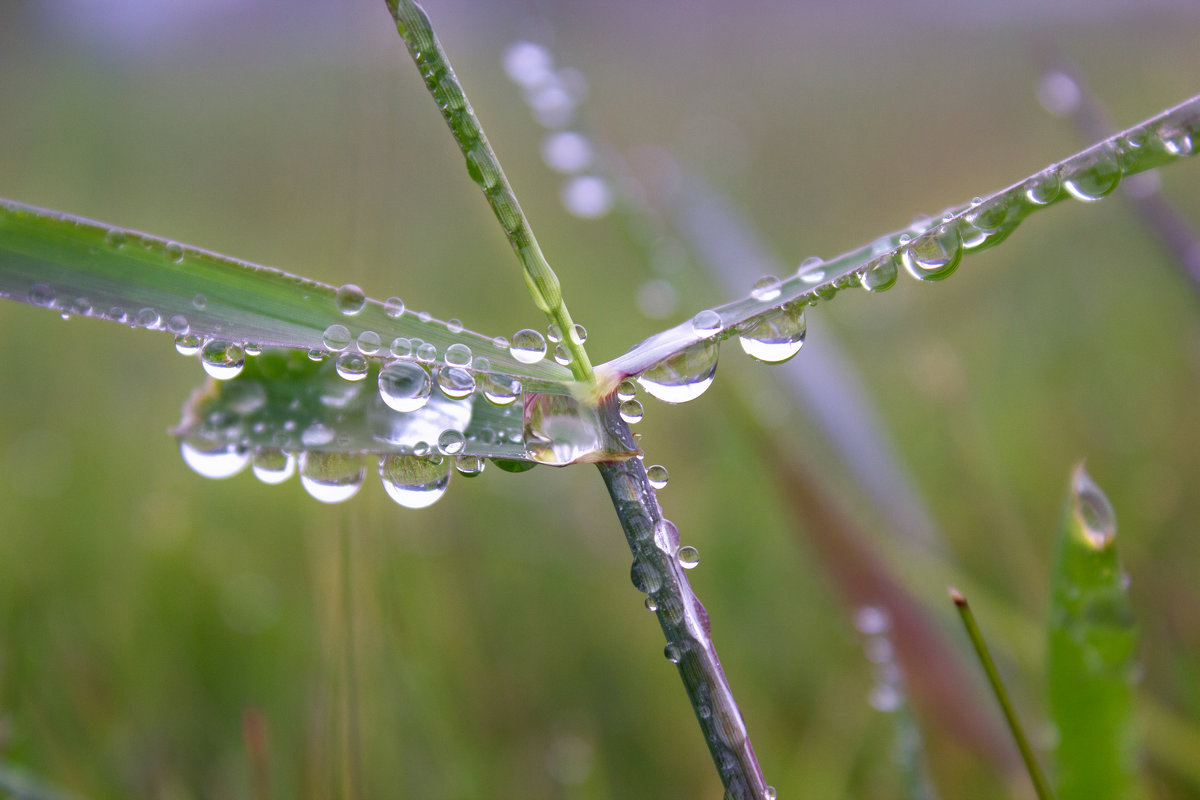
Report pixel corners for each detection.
[598,94,1200,391]
[0,197,575,388]
[383,0,594,383]
[1048,466,1139,800]
[173,350,636,493]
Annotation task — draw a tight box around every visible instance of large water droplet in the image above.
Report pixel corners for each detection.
[165,242,184,262]
[444,343,473,367]
[678,545,700,569]
[750,275,782,302]
[379,454,451,509]
[335,284,366,315]
[691,309,722,336]
[631,560,662,594]
[437,366,476,399]
[175,333,203,356]
[619,399,644,424]
[860,254,898,292]
[322,324,352,352]
[335,352,369,382]
[616,380,637,402]
[28,283,55,307]
[653,519,680,556]
[1156,123,1195,157]
[1024,165,1062,205]
[900,224,963,281]
[299,451,365,503]
[416,342,438,363]
[252,447,296,484]
[647,464,669,489]
[481,373,521,406]
[1063,142,1122,201]
[378,361,432,413]
[200,340,246,380]
[637,340,718,404]
[664,642,683,663]
[180,438,248,479]
[135,307,161,329]
[454,455,485,477]
[384,296,406,318]
[737,303,806,363]
[510,329,548,363]
[437,429,466,455]
[524,392,604,465]
[356,330,381,355]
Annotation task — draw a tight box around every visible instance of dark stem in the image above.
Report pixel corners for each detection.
[594,396,770,800]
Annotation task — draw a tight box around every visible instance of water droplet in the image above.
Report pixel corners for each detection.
[390,337,412,358]
[416,342,438,363]
[136,307,161,329]
[300,423,336,448]
[192,294,207,310]
[307,349,325,362]
[1024,165,1062,205]
[678,545,700,569]
[616,380,637,402]
[750,275,782,302]
[737,303,806,363]
[664,642,682,664]
[28,283,54,307]
[70,297,92,316]
[869,684,903,713]
[647,464,669,489]
[619,399,644,424]
[542,130,593,173]
[418,311,432,323]
[482,373,521,406]
[796,256,825,283]
[553,344,571,365]
[631,560,662,594]
[104,228,127,248]
[854,606,889,635]
[179,438,248,479]
[524,393,604,465]
[637,340,718,404]
[1063,142,1122,201]
[437,366,476,399]
[445,342,473,367]
[546,323,563,343]
[166,314,189,334]
[322,324,351,352]
[492,336,509,350]
[224,380,266,414]
[503,40,553,88]
[1156,123,1194,157]
[571,324,587,345]
[175,333,203,356]
[384,296,405,318]
[379,454,450,509]
[447,318,464,334]
[335,283,366,315]
[653,519,680,556]
[378,361,432,413]
[454,455,485,476]
[165,242,184,262]
[335,352,369,382]
[562,175,613,218]
[645,596,658,612]
[860,254,898,292]
[900,224,963,281]
[764,787,778,800]
[200,340,245,380]
[299,451,365,503]
[691,309,722,336]
[510,329,548,363]
[356,330,381,355]
[1073,466,1116,549]
[252,447,295,484]
[437,429,466,455]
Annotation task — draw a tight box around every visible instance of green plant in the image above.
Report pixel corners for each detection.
[2,1,1200,800]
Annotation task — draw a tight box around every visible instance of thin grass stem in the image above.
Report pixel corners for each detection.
[950,588,1055,800]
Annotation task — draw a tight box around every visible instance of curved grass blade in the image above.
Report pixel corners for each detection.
[173,350,635,505]
[383,0,594,382]
[0,198,575,389]
[1048,466,1139,800]
[598,94,1200,392]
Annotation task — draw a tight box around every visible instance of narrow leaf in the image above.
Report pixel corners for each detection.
[0,197,576,389]
[1048,465,1139,800]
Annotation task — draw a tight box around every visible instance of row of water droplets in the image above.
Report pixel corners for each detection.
[504,41,613,220]
[180,437,485,508]
[617,112,1199,406]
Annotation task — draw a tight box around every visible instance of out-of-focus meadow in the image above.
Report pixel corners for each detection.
[1,1,1199,797]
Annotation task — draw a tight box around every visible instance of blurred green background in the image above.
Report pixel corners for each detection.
[1,1,1199,797]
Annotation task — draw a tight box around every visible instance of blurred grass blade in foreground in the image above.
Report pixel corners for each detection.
[1049,466,1139,800]
[0,197,576,389]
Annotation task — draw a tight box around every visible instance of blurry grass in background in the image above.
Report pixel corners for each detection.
[1,0,1199,797]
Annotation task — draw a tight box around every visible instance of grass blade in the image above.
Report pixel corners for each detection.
[0,197,575,389]
[951,589,1055,800]
[383,0,594,382]
[598,94,1200,388]
[1048,466,1139,800]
